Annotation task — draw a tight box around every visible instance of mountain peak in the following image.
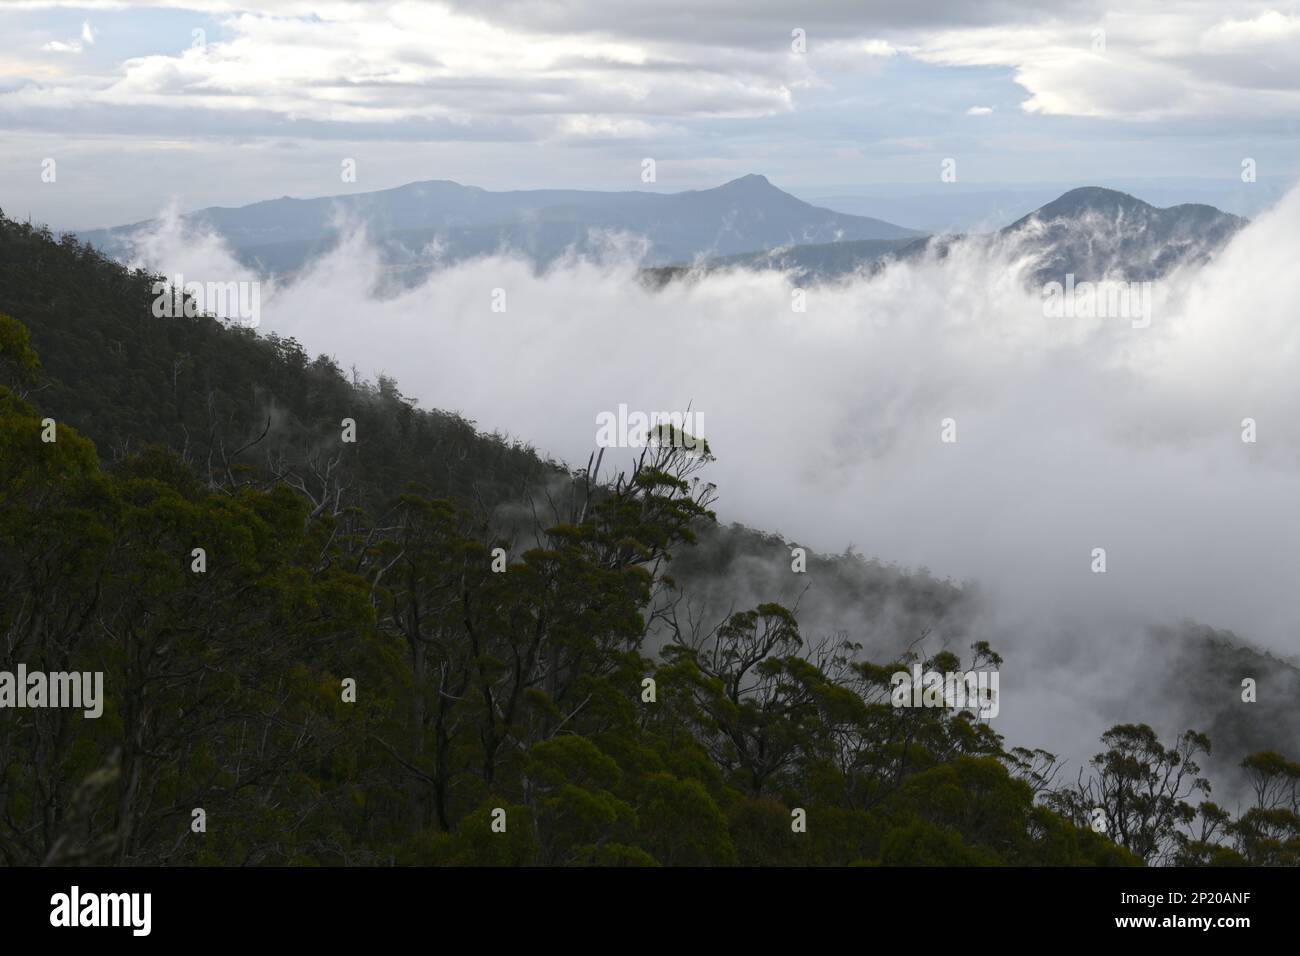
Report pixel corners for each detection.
[1033,186,1154,220]
[716,173,776,192]
[998,185,1244,283]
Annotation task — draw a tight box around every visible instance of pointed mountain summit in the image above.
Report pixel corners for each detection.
[720,172,771,186]
[710,173,779,194]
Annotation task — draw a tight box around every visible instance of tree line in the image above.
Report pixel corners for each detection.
[0,213,1297,866]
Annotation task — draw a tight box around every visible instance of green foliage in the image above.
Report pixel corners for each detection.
[0,312,40,390]
[0,213,1292,867]
[0,216,557,511]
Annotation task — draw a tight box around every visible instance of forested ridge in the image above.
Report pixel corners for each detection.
[1,211,1297,866]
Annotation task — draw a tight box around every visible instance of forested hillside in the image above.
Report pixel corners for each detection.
[2,211,1298,867]
[0,215,557,514]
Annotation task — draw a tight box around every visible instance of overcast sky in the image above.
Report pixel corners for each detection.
[2,0,1299,229]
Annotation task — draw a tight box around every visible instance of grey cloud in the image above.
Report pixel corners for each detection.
[435,0,1103,46]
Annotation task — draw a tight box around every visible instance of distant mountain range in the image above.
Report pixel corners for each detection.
[786,178,1287,233]
[75,177,1247,289]
[74,174,921,278]
[646,185,1248,287]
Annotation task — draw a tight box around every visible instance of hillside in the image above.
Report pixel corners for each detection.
[1,209,1297,867]
[0,213,559,514]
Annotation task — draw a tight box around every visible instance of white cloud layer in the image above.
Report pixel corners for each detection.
[914,5,1300,119]
[5,0,1300,138]
[116,179,1300,774]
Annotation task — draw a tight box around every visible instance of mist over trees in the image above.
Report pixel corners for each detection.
[1,213,1297,866]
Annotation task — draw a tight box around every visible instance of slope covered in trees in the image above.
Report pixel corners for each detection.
[1,211,1297,866]
[0,213,557,514]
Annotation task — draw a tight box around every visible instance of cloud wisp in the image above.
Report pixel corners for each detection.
[119,181,1300,775]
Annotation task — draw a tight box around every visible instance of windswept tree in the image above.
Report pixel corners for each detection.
[1229,751,1300,865]
[1048,724,1210,864]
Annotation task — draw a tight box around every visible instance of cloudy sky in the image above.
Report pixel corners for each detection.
[2,0,1299,229]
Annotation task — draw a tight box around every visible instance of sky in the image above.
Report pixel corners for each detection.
[2,0,1300,229]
